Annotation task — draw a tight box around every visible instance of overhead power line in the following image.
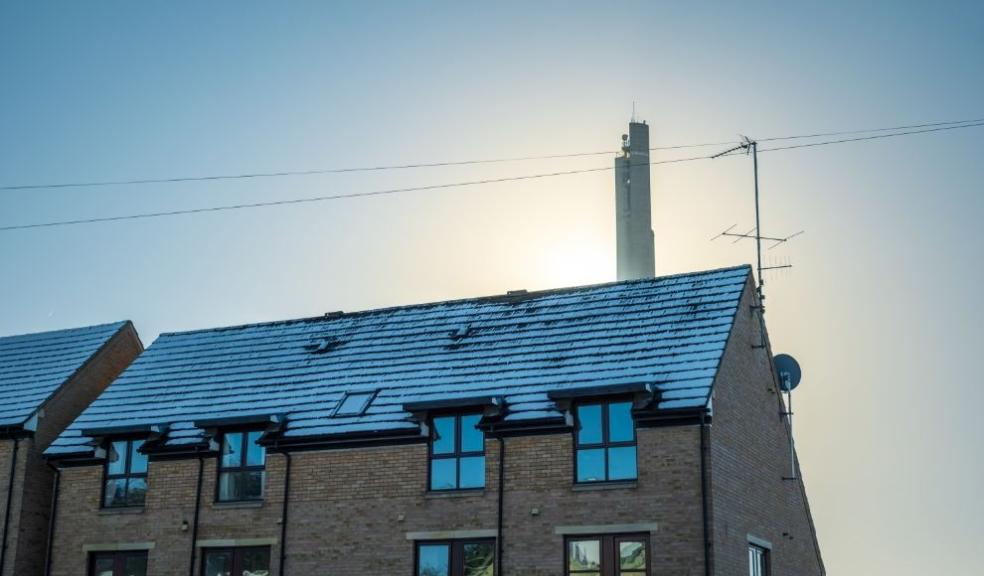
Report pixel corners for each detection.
[757,117,984,143]
[1,116,981,192]
[757,121,984,152]
[0,153,714,232]
[1,119,982,233]
[708,120,984,158]
[0,141,733,192]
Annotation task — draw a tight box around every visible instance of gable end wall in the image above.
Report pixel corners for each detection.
[0,324,142,576]
[707,279,824,575]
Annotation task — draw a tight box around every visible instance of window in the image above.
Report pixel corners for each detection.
[333,391,375,416]
[417,539,495,576]
[566,535,648,576]
[748,544,770,576]
[203,546,270,576]
[102,439,148,508]
[429,413,485,491]
[217,430,265,502]
[575,401,637,483]
[90,550,147,576]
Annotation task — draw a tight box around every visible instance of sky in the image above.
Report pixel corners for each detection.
[2,1,982,573]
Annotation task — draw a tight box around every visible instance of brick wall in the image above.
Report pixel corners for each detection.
[0,324,142,576]
[44,305,825,576]
[707,279,825,575]
[51,426,706,576]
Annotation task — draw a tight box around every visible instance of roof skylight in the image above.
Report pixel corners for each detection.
[333,391,375,417]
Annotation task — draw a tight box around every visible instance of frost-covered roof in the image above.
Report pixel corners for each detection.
[0,321,130,429]
[47,266,750,456]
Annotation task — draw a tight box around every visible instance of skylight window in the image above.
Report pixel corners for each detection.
[305,336,343,354]
[449,324,471,340]
[333,391,375,417]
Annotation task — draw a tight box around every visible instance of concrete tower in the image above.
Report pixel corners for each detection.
[615,121,656,280]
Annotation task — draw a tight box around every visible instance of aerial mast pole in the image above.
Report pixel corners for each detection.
[751,139,762,297]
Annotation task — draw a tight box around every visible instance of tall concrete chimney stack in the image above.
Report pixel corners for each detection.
[615,120,656,280]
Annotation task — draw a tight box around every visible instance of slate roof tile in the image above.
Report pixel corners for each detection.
[47,266,749,456]
[0,321,130,427]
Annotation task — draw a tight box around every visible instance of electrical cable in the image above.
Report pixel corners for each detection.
[1,120,981,232]
[2,117,980,192]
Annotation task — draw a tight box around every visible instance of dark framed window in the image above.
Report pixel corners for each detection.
[202,546,270,576]
[575,400,637,483]
[217,430,265,502]
[89,550,148,576]
[748,544,770,576]
[416,539,495,576]
[566,534,648,576]
[429,413,485,491]
[102,439,148,508]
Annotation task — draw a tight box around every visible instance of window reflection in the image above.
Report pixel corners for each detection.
[102,439,148,508]
[569,540,601,570]
[416,540,494,576]
[418,544,449,576]
[575,401,637,483]
[432,417,456,455]
[566,535,647,576]
[429,414,485,491]
[217,431,265,501]
[203,546,269,576]
[90,551,147,576]
[463,542,494,576]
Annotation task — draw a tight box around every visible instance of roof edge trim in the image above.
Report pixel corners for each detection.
[547,383,650,401]
[193,413,286,429]
[81,423,169,437]
[402,395,505,413]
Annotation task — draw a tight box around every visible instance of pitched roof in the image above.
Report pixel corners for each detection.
[0,321,131,429]
[47,266,751,457]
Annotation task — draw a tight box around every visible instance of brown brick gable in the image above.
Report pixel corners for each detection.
[0,322,141,576]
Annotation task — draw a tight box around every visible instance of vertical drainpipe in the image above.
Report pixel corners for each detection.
[43,462,60,576]
[278,450,291,576]
[0,437,20,576]
[495,426,505,576]
[699,414,711,576]
[188,456,204,576]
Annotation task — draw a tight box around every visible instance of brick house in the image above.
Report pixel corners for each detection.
[0,321,142,576]
[44,266,823,576]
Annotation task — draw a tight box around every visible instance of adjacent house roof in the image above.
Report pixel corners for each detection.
[47,266,751,457]
[0,321,132,430]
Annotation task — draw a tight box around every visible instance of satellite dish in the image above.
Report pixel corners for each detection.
[774,354,802,392]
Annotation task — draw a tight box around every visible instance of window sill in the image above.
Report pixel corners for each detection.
[99,506,145,515]
[571,480,638,492]
[425,489,485,499]
[212,500,264,509]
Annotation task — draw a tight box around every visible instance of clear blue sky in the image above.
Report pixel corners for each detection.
[2,2,982,573]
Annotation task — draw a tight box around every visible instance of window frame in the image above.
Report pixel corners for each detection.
[564,533,650,576]
[89,550,148,576]
[748,543,771,576]
[573,399,638,484]
[414,538,496,576]
[215,428,266,503]
[101,437,148,509]
[201,545,271,576]
[332,389,377,417]
[427,412,486,492]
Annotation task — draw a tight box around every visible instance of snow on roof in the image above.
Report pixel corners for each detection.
[0,321,130,428]
[47,266,750,456]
